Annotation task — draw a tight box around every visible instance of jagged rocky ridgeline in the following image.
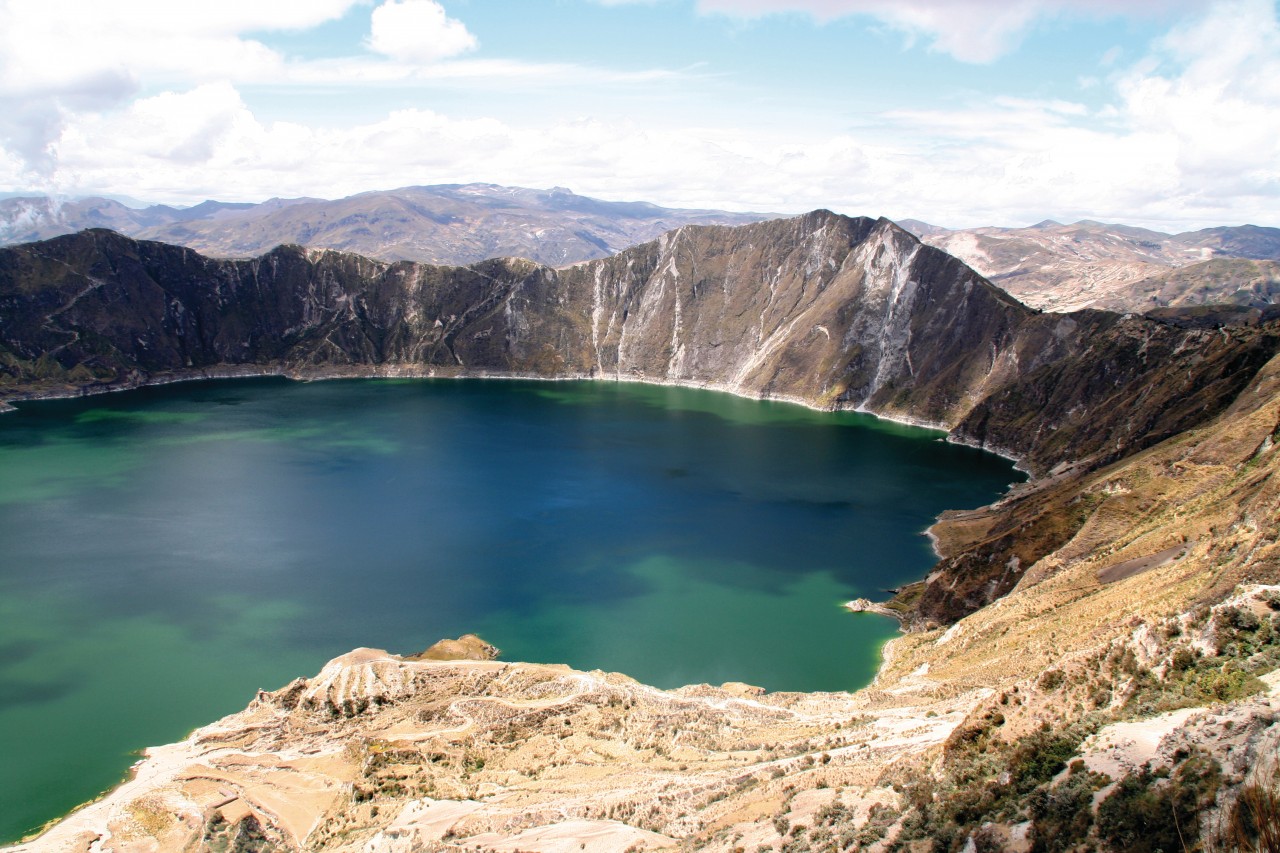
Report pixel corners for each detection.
[3,212,1278,480]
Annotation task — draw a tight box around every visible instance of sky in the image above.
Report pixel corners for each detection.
[0,0,1276,230]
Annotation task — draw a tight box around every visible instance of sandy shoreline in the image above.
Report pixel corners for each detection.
[6,736,203,851]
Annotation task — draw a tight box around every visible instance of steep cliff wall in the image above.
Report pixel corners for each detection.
[5,212,1278,479]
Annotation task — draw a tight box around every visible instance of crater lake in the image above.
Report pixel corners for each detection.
[0,377,1020,842]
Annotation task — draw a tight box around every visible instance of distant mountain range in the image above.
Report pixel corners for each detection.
[0,185,769,268]
[4,185,1278,312]
[900,218,1280,312]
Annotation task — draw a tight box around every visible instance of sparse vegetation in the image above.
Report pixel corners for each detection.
[1096,751,1222,853]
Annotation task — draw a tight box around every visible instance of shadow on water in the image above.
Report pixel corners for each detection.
[0,677,80,708]
[0,640,41,667]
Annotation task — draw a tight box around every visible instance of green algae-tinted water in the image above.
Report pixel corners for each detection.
[0,378,1021,842]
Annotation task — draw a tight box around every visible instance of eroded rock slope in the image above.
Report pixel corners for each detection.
[4,212,1278,477]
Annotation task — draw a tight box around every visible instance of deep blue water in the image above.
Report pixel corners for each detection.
[0,377,1021,842]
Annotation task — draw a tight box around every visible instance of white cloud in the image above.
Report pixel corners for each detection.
[282,56,680,88]
[1111,0,1280,215]
[855,0,1280,227]
[0,1,363,96]
[2,0,1277,231]
[692,0,1200,63]
[367,0,477,63]
[0,83,1153,227]
[0,0,672,181]
[0,0,363,175]
[0,55,1270,232]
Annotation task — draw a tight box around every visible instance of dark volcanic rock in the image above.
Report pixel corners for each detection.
[4,214,1280,483]
[953,310,1280,474]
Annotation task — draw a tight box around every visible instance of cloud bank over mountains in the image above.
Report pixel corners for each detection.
[0,0,1276,231]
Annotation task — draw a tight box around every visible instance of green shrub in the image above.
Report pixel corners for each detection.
[1009,729,1081,791]
[855,804,897,847]
[1170,647,1198,673]
[1222,606,1262,632]
[1029,764,1111,852]
[1185,666,1266,704]
[1096,751,1221,853]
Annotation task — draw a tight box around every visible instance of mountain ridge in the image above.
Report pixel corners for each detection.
[906,218,1280,312]
[4,215,1279,482]
[0,184,771,267]
[9,188,1279,313]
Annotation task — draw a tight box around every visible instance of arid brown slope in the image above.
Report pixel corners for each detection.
[10,645,979,853]
[1098,258,1280,310]
[845,352,1280,848]
[910,219,1280,312]
[912,345,1280,626]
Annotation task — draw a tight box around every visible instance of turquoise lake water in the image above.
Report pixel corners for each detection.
[0,378,1021,842]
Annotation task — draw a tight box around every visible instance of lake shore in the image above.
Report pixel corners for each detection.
[0,362,968,440]
[0,375,1024,845]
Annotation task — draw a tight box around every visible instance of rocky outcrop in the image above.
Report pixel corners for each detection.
[5,212,1278,477]
[407,634,501,662]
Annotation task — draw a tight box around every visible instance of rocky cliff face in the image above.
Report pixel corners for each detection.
[953,310,1280,473]
[4,213,1279,479]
